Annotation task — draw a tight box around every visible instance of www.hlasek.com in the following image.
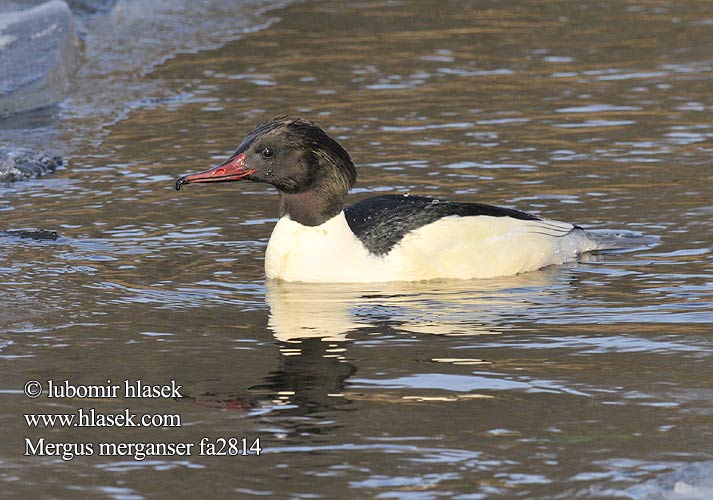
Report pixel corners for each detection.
[25,408,181,428]
[23,379,262,461]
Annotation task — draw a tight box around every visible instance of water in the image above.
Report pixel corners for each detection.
[2,1,712,498]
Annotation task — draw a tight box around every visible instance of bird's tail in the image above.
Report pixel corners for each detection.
[581,229,659,252]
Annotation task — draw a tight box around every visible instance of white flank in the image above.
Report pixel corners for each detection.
[264,212,600,283]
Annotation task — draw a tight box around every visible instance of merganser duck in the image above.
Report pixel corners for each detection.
[175,116,605,282]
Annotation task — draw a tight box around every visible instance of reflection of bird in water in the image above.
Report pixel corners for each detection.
[256,271,579,417]
[249,337,356,413]
[182,269,579,437]
[265,268,570,342]
[180,335,356,431]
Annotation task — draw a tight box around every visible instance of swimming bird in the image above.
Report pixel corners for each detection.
[175,116,605,282]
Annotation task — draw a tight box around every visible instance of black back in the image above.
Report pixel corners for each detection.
[344,194,541,256]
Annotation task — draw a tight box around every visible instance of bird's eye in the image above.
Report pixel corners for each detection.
[261,147,275,159]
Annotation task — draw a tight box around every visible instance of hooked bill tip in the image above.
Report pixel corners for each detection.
[175,176,187,191]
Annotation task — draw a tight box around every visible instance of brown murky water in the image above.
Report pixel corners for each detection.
[2,1,713,498]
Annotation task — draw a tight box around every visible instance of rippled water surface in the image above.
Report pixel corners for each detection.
[2,1,713,498]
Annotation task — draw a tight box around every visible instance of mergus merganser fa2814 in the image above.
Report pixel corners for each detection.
[176,116,606,283]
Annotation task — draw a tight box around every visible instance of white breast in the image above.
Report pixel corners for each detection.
[264,212,599,283]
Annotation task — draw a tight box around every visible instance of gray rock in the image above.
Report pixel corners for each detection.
[0,0,79,118]
[2,228,59,240]
[0,146,62,182]
[625,461,713,500]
